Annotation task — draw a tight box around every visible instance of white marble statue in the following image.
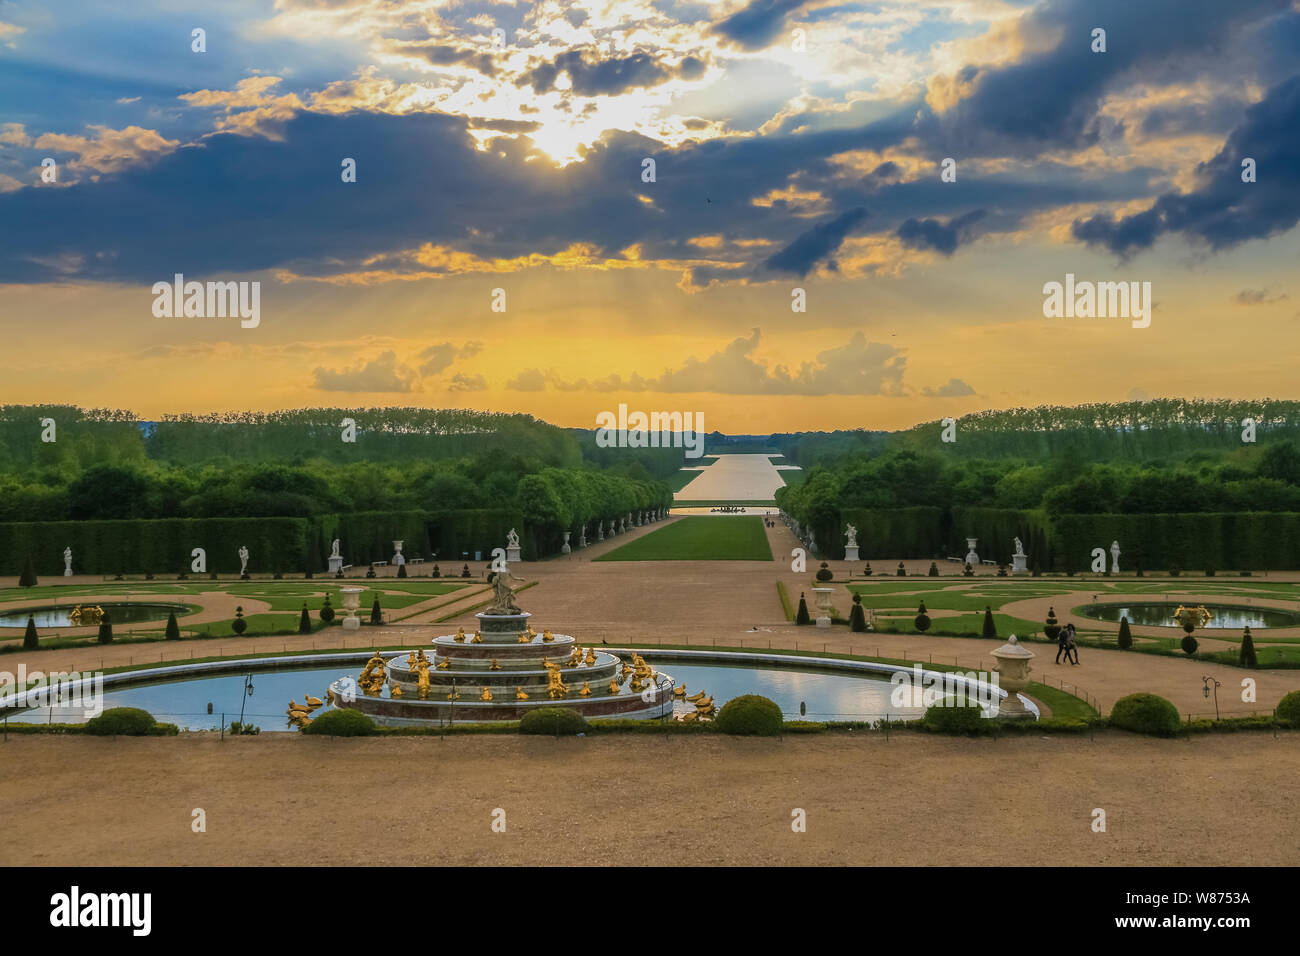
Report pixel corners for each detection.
[506,528,520,549]
[63,545,73,577]
[239,545,250,574]
[1110,540,1121,574]
[1013,536,1024,556]
[330,538,341,559]
[845,524,858,548]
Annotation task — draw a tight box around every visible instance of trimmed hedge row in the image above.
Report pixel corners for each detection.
[0,509,529,576]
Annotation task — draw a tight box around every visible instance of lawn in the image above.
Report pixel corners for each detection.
[597,516,773,561]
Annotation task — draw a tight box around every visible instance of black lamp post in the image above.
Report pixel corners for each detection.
[1201,675,1222,720]
[237,673,254,729]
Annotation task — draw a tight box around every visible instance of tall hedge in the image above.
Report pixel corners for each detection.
[1049,513,1300,571]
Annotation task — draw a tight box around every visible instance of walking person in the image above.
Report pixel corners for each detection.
[1055,624,1070,664]
[1066,622,1080,665]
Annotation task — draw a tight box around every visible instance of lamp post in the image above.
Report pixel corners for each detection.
[237,673,254,730]
[1201,675,1222,720]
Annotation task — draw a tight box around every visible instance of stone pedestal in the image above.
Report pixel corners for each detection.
[990,635,1035,719]
[845,546,860,562]
[392,540,405,566]
[964,537,979,566]
[328,555,344,574]
[1011,553,1028,573]
[340,586,364,631]
[812,587,834,629]
[561,531,571,554]
[506,546,522,564]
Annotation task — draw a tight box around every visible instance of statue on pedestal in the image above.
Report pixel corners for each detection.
[239,545,250,575]
[1110,540,1121,574]
[488,569,525,614]
[844,524,860,562]
[63,546,73,577]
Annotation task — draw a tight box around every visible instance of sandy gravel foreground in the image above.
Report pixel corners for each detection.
[1,732,1295,867]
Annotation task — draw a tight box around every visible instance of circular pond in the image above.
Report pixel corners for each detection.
[0,603,191,628]
[1077,602,1300,629]
[10,657,1007,731]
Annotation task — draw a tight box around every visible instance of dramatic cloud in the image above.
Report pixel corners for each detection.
[896,210,988,256]
[447,372,488,392]
[1071,73,1300,257]
[312,351,415,392]
[711,0,814,51]
[762,208,868,277]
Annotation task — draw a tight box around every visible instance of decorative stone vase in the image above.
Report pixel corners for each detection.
[340,586,364,631]
[811,587,835,629]
[965,537,979,566]
[990,635,1034,719]
[561,531,572,554]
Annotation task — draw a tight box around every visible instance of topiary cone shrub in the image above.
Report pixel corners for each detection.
[1110,693,1180,737]
[921,701,988,735]
[98,610,113,645]
[18,554,37,588]
[981,606,996,639]
[301,708,377,737]
[1239,626,1257,668]
[431,564,441,578]
[232,606,247,635]
[1116,615,1132,649]
[397,563,407,579]
[914,601,931,633]
[928,562,939,577]
[298,604,312,634]
[23,615,39,650]
[1043,607,1061,641]
[320,595,335,623]
[164,610,181,641]
[795,593,810,626]
[519,707,588,736]
[715,694,783,736]
[1275,690,1300,728]
[896,561,906,577]
[461,564,471,578]
[1181,633,1199,656]
[370,598,382,625]
[996,564,1008,577]
[963,562,974,577]
[815,561,833,582]
[849,594,866,632]
[862,563,872,577]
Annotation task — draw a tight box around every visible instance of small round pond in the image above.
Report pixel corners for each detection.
[1078,602,1300,629]
[0,603,191,628]
[9,657,1004,731]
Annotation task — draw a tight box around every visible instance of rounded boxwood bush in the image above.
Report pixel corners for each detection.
[301,708,376,736]
[815,561,833,582]
[1181,634,1199,656]
[714,694,783,736]
[1274,690,1300,727]
[85,707,157,736]
[232,606,247,635]
[914,601,931,633]
[921,701,986,734]
[1110,693,1181,737]
[319,596,335,623]
[519,707,589,735]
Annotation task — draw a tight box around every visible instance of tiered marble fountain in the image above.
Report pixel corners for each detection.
[329,573,674,725]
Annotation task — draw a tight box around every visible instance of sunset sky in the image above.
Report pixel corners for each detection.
[1,0,1298,433]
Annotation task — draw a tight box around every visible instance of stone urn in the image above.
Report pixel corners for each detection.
[990,635,1034,719]
[811,587,835,629]
[340,586,364,631]
[965,537,979,566]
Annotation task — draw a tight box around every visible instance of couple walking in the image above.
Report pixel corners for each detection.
[1055,622,1080,665]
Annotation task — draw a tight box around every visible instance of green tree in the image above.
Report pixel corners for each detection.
[1239,626,1257,668]
[98,610,113,644]
[23,615,38,649]
[981,606,996,639]
[164,610,181,640]
[1116,615,1132,650]
[18,554,37,587]
[298,604,312,634]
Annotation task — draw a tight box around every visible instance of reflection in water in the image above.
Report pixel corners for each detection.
[13,660,955,731]
[1080,603,1300,629]
[0,603,189,628]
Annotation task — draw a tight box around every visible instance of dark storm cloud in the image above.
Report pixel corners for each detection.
[390,42,497,77]
[710,0,812,51]
[895,209,988,256]
[761,207,868,277]
[926,0,1289,157]
[517,50,704,96]
[1071,73,1300,257]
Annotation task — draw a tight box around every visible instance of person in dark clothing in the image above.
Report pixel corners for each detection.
[1055,626,1070,664]
[1066,623,1080,664]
